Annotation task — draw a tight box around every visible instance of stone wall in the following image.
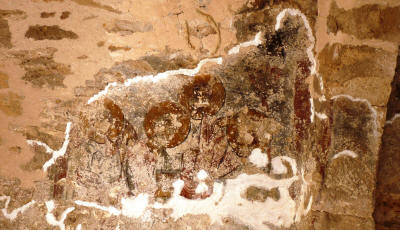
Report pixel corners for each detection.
[0,0,399,229]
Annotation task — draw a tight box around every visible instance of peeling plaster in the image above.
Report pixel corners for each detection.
[228,31,263,55]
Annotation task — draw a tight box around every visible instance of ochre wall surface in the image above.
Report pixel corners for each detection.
[0,0,399,229]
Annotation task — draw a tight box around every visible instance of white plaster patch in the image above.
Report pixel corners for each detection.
[153,154,311,230]
[332,150,358,160]
[386,113,400,125]
[315,112,328,120]
[121,193,149,218]
[195,182,209,194]
[310,98,315,123]
[271,156,298,175]
[76,224,82,230]
[0,196,35,221]
[248,148,269,168]
[228,31,263,55]
[74,200,121,216]
[317,74,325,93]
[75,193,150,219]
[195,170,210,194]
[154,173,298,230]
[26,122,72,172]
[45,200,75,230]
[197,169,208,181]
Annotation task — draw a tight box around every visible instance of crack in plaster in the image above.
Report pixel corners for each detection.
[87,57,223,104]
[228,31,263,55]
[0,196,36,221]
[26,122,72,172]
[45,200,75,230]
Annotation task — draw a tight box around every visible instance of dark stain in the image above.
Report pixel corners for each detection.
[12,48,71,88]
[0,9,27,19]
[8,146,22,153]
[289,179,301,200]
[108,45,131,52]
[0,17,11,48]
[246,186,280,202]
[60,11,70,19]
[40,12,56,18]
[77,55,88,59]
[25,25,78,40]
[0,92,23,116]
[0,9,26,49]
[97,41,105,47]
[267,160,294,180]
[0,71,9,89]
[154,187,171,201]
[259,26,298,57]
